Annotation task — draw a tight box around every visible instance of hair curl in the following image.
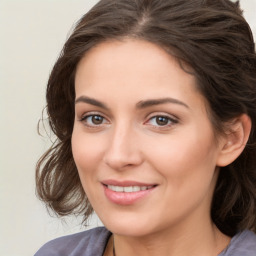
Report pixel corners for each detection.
[36,0,256,237]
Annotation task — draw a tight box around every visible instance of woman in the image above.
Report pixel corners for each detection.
[35,0,256,255]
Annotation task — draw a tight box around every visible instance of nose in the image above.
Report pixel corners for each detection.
[103,123,143,171]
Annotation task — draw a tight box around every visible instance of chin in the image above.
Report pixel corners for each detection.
[98,212,160,237]
[107,223,153,237]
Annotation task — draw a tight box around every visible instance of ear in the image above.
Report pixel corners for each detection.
[216,114,251,167]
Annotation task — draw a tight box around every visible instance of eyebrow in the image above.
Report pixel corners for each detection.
[75,96,189,110]
[75,96,109,110]
[136,98,189,109]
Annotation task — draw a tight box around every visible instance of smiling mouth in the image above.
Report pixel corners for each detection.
[102,182,157,205]
[106,185,155,193]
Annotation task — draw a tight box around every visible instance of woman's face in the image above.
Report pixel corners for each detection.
[72,39,224,237]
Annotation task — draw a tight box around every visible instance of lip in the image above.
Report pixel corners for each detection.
[102,179,156,187]
[101,179,157,205]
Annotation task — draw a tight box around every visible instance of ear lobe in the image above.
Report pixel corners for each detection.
[216,114,251,167]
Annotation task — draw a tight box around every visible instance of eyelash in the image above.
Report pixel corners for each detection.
[80,113,109,128]
[145,115,178,129]
[79,113,178,129]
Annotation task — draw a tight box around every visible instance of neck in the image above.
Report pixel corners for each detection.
[112,219,230,256]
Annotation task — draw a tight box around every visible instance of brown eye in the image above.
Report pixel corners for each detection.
[156,116,169,126]
[91,115,104,124]
[147,115,178,128]
[81,114,107,126]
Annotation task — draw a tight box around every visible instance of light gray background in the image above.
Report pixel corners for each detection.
[1,1,255,255]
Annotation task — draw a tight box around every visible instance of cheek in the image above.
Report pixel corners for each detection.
[71,129,104,180]
[147,136,218,222]
[146,129,218,192]
[71,129,107,204]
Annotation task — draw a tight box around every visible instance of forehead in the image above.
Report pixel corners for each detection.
[75,39,209,112]
[76,39,195,90]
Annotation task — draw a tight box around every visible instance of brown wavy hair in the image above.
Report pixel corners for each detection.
[36,0,256,237]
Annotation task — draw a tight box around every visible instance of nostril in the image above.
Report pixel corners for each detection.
[103,149,143,170]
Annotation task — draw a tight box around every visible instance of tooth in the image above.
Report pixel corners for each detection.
[115,186,124,192]
[132,186,140,192]
[108,185,114,191]
[124,186,133,192]
[107,185,154,192]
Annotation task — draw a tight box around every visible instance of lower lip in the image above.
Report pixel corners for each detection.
[103,185,156,205]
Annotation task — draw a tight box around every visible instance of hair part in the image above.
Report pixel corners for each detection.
[36,0,256,236]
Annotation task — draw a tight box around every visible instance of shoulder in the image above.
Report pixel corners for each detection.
[34,226,111,256]
[220,230,256,256]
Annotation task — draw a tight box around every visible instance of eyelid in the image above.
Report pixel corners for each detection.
[144,112,179,128]
[79,111,110,127]
[146,112,178,121]
[80,111,107,120]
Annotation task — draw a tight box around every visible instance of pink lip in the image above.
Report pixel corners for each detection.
[102,179,155,187]
[101,180,157,205]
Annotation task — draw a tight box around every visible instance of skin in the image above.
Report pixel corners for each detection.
[72,39,232,256]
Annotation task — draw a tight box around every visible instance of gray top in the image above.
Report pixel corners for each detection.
[218,230,256,256]
[35,227,256,256]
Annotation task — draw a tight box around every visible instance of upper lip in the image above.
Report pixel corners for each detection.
[101,179,157,187]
